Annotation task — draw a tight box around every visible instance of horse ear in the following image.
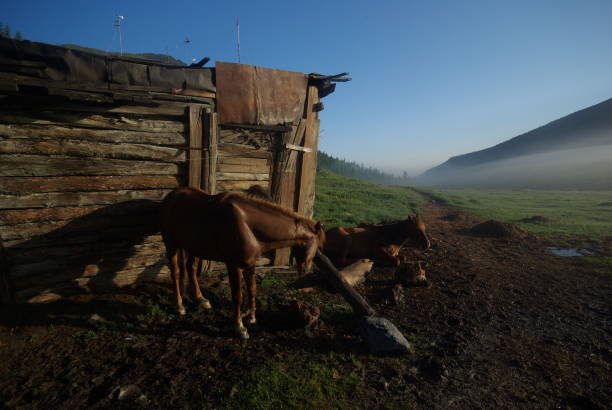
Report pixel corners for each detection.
[315,221,323,231]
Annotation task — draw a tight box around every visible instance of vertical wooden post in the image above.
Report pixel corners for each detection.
[188,105,204,189]
[271,121,307,266]
[202,111,218,193]
[297,85,320,218]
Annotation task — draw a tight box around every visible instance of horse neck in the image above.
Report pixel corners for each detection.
[239,198,314,242]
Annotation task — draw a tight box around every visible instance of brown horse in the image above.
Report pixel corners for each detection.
[160,187,325,339]
[324,215,430,267]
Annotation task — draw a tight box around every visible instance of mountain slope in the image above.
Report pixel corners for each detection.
[419,97,612,188]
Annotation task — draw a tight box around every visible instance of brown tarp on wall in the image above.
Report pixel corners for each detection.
[216,62,307,126]
[0,37,215,92]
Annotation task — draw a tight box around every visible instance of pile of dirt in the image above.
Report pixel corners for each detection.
[520,215,553,224]
[470,219,531,239]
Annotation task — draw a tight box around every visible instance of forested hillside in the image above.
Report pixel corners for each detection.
[318,151,412,186]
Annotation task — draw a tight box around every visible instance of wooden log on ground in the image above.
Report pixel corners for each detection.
[314,250,376,317]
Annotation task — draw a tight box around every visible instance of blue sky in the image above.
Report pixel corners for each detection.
[3,0,612,174]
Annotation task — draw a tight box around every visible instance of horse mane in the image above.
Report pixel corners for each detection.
[229,192,316,226]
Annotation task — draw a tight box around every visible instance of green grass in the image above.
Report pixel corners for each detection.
[314,169,424,227]
[221,356,363,409]
[421,188,612,244]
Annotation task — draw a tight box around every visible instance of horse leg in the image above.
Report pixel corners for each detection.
[187,254,211,309]
[242,265,257,325]
[167,246,186,315]
[228,265,249,339]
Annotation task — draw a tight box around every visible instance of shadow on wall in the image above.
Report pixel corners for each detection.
[1,200,166,304]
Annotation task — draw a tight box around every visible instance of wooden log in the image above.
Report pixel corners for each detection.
[7,234,164,263]
[297,85,321,219]
[216,180,270,191]
[188,105,203,189]
[8,237,165,266]
[0,155,181,177]
[0,111,185,133]
[0,176,180,195]
[315,250,376,317]
[0,238,12,304]
[216,172,269,181]
[0,206,104,225]
[217,156,269,167]
[0,139,186,162]
[202,112,218,194]
[0,123,187,146]
[173,89,216,99]
[28,96,190,116]
[217,163,270,174]
[217,143,273,159]
[0,188,170,210]
[272,121,306,265]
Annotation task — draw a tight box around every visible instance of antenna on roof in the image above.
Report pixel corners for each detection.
[235,18,241,63]
[114,15,124,56]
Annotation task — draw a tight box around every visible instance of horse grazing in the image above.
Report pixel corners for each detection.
[160,187,325,339]
[324,215,430,267]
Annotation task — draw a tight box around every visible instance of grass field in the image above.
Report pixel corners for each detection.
[421,188,612,245]
[314,169,424,227]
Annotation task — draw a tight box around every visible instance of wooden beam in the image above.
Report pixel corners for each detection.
[173,88,216,99]
[202,112,218,193]
[315,250,376,317]
[297,85,321,219]
[188,105,203,189]
[222,123,292,133]
[285,143,312,153]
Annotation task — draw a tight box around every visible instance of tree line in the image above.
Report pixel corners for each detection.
[318,151,413,186]
[0,23,23,40]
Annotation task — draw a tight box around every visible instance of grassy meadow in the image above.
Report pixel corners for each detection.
[420,188,612,245]
[313,169,424,227]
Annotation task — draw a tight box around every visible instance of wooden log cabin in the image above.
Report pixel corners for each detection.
[0,38,349,303]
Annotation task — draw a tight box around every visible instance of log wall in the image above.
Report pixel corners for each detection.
[0,96,208,303]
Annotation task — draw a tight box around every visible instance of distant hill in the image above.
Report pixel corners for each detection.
[418,97,612,189]
[61,43,186,66]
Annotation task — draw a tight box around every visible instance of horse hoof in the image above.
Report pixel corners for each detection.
[199,299,212,309]
[247,317,257,325]
[236,326,250,340]
[178,306,187,315]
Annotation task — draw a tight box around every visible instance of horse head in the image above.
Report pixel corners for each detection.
[294,220,326,275]
[404,214,430,250]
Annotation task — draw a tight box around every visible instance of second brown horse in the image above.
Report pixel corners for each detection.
[160,187,325,339]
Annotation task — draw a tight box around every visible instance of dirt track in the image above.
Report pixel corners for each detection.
[0,200,610,409]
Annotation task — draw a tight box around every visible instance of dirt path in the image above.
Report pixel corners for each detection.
[0,200,610,409]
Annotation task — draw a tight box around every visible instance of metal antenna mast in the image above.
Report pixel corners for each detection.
[236,18,241,63]
[114,15,124,56]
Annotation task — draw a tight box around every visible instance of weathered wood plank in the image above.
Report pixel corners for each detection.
[0,206,104,225]
[0,155,181,177]
[0,123,187,146]
[217,143,273,159]
[216,172,269,181]
[7,234,163,264]
[0,111,185,133]
[0,139,186,162]
[217,163,270,174]
[216,180,270,191]
[297,86,321,219]
[20,96,190,116]
[0,189,169,210]
[217,156,269,167]
[202,112,218,194]
[188,105,203,189]
[0,176,180,195]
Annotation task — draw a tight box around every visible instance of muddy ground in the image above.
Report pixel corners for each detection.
[0,201,610,409]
